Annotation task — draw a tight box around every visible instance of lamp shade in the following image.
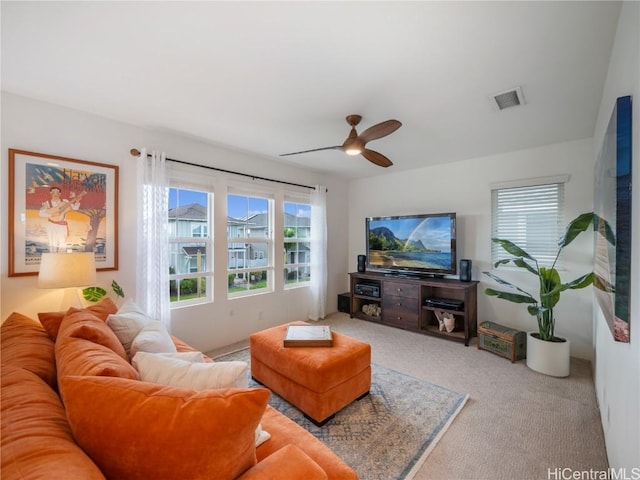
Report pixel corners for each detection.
[38,252,97,289]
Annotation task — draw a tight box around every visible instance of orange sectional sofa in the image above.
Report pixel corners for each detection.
[0,300,358,480]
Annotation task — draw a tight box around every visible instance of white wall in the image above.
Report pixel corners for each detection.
[348,138,597,360]
[591,1,639,470]
[0,92,349,352]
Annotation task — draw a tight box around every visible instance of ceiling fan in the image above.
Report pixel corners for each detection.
[280,115,402,167]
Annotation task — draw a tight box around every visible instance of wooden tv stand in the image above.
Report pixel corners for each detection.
[349,271,478,346]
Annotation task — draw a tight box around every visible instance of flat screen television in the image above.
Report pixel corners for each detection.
[365,212,457,277]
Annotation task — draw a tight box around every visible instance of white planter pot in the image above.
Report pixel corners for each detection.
[526,332,571,377]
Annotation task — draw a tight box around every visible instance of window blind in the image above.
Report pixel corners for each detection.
[491,182,565,268]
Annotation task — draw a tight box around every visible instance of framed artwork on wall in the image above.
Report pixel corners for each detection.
[594,95,632,343]
[8,149,119,276]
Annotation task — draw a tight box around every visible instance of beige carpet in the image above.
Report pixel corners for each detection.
[208,312,609,480]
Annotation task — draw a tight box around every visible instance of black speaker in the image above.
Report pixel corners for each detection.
[357,254,366,272]
[337,293,351,313]
[459,259,472,282]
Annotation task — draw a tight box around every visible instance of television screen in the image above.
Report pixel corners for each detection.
[366,213,456,276]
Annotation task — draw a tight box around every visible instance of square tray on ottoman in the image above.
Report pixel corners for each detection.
[250,322,371,426]
[283,325,333,347]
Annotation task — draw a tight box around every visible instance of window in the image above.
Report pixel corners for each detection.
[284,201,311,286]
[227,193,272,296]
[168,187,213,304]
[191,224,208,237]
[491,178,566,268]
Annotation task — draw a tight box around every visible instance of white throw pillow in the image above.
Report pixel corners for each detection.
[151,351,207,363]
[129,321,177,357]
[255,424,271,447]
[132,352,248,389]
[106,300,153,356]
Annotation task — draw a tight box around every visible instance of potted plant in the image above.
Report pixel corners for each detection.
[483,212,611,377]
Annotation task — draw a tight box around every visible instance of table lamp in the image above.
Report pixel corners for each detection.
[38,252,97,305]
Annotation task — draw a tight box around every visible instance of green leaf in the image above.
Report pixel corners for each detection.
[485,288,537,304]
[484,271,536,298]
[493,259,512,268]
[558,213,593,248]
[539,267,561,309]
[492,257,539,276]
[111,280,125,298]
[82,286,107,303]
[491,238,535,261]
[560,272,594,291]
[512,258,538,276]
[539,267,561,291]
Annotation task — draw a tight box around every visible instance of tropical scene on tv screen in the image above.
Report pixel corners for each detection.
[368,215,453,270]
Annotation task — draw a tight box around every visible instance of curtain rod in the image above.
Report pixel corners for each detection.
[129,148,316,190]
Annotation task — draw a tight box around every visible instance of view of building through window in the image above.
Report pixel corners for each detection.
[168,188,312,304]
[227,194,271,296]
[168,188,212,303]
[284,201,311,286]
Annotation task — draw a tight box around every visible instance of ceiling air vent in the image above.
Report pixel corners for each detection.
[492,86,525,111]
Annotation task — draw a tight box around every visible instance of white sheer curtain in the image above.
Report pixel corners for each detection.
[136,148,171,327]
[308,185,327,321]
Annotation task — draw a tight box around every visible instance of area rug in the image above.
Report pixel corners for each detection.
[216,348,469,480]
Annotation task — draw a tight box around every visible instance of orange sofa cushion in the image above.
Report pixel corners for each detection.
[1,366,105,480]
[55,309,138,387]
[61,375,270,480]
[238,444,328,480]
[0,312,57,389]
[38,297,118,341]
[258,406,358,479]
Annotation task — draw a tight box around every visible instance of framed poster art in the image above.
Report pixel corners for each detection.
[594,95,632,343]
[8,149,119,276]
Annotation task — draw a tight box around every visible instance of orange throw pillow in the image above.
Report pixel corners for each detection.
[55,308,138,388]
[55,337,139,387]
[61,376,270,480]
[38,297,118,341]
[58,307,128,360]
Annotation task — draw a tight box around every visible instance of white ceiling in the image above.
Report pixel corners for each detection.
[1,1,621,179]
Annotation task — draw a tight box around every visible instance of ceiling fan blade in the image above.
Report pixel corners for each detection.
[358,120,402,144]
[362,149,393,167]
[280,146,342,157]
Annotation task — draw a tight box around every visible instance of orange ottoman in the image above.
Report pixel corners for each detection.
[250,323,371,426]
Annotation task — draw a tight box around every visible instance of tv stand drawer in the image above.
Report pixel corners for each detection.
[382,310,419,330]
[382,295,419,312]
[383,281,419,299]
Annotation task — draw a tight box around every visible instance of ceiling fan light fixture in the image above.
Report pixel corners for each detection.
[343,137,364,155]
